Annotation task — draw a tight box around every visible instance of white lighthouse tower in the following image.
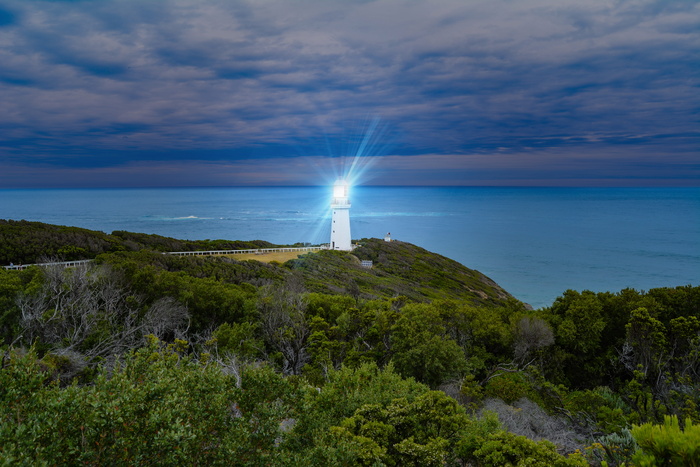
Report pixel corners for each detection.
[330,178,352,250]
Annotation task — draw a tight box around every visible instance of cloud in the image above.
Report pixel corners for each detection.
[0,0,697,186]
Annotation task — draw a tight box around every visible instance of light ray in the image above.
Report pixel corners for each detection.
[293,115,394,187]
[346,115,380,184]
[287,117,394,245]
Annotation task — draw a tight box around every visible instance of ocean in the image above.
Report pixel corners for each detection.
[1,186,698,309]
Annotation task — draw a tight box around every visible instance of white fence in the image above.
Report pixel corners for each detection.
[3,259,92,270]
[165,245,328,256]
[3,246,329,270]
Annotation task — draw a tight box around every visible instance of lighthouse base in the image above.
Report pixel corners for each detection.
[330,206,352,251]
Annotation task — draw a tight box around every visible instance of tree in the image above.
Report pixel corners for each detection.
[544,290,608,386]
[621,307,669,381]
[0,267,25,346]
[331,391,470,466]
[16,263,189,368]
[286,362,429,458]
[210,321,263,361]
[390,303,468,387]
[258,284,310,375]
[513,316,554,364]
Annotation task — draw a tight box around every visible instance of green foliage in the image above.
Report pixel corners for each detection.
[211,322,263,360]
[563,387,630,434]
[483,372,538,404]
[111,230,275,253]
[625,307,668,376]
[99,251,259,332]
[456,410,587,467]
[545,290,608,386]
[390,303,468,387]
[448,302,514,368]
[0,219,277,265]
[464,430,587,467]
[0,267,25,344]
[459,374,486,409]
[331,390,470,466]
[0,219,124,264]
[585,428,639,467]
[3,221,700,465]
[359,239,523,306]
[303,316,347,384]
[631,415,700,466]
[453,410,502,457]
[289,238,521,306]
[0,338,302,465]
[533,285,700,430]
[306,292,357,322]
[287,362,430,456]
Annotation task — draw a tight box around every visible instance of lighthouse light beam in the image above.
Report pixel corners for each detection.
[316,116,392,250]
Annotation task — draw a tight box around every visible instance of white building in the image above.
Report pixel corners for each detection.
[330,178,352,250]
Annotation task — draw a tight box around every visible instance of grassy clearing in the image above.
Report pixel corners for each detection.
[223,250,317,263]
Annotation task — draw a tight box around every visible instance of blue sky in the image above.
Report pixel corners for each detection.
[0,0,697,187]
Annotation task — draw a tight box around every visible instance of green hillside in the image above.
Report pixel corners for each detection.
[0,219,276,264]
[288,239,513,306]
[1,219,515,307]
[1,220,698,466]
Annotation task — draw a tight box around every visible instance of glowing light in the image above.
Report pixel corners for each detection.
[333,179,349,199]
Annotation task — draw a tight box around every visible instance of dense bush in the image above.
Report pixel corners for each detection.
[0,338,303,465]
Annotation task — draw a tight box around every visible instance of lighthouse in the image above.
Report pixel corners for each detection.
[330,178,352,250]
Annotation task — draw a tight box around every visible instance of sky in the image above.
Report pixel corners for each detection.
[0,0,698,188]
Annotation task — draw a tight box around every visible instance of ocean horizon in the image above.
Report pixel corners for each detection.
[1,186,698,309]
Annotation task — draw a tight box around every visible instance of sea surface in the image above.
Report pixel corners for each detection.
[1,186,698,309]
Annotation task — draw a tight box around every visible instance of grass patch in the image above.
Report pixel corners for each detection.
[223,250,318,263]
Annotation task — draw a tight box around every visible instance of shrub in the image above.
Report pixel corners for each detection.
[467,431,587,467]
[631,415,700,466]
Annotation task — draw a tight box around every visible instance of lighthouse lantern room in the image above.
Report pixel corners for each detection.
[330,178,352,251]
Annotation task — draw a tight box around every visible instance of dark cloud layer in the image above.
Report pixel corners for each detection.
[0,0,697,187]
